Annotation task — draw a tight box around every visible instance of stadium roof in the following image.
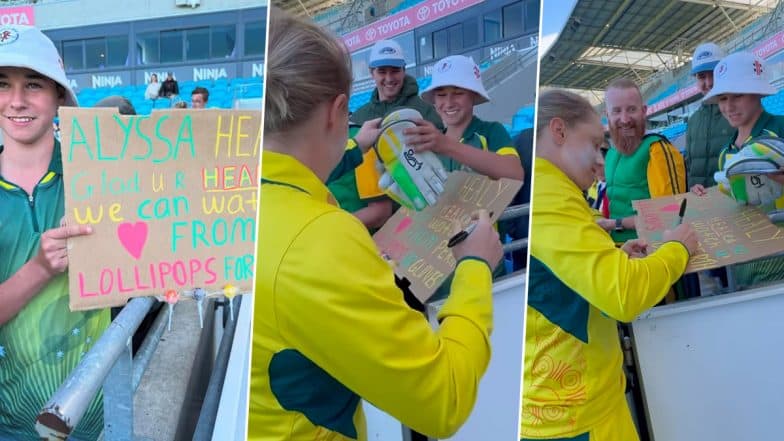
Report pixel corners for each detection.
[274,0,348,17]
[539,0,778,94]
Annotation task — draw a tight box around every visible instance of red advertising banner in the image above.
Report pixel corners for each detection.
[0,6,34,26]
[342,0,484,52]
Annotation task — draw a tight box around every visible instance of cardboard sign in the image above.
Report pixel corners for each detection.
[373,171,522,302]
[633,189,784,273]
[61,108,261,311]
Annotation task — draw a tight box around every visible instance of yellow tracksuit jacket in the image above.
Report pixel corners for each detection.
[249,151,494,440]
[521,159,689,440]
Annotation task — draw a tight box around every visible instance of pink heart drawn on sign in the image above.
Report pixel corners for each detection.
[117,222,148,260]
[394,216,413,234]
[660,203,681,213]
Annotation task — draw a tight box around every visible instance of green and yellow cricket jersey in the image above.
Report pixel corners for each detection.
[0,141,110,440]
[520,159,689,440]
[249,150,495,440]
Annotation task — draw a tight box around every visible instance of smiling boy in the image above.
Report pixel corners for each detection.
[0,25,109,440]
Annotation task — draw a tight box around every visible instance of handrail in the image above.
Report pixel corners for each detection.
[36,297,155,439]
[192,298,241,441]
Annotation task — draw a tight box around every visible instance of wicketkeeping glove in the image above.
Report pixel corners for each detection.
[373,108,449,211]
[714,136,784,206]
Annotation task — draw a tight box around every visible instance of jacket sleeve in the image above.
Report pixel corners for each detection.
[647,139,687,197]
[326,140,364,184]
[532,184,690,322]
[274,211,493,437]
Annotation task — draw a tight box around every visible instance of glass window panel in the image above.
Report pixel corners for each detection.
[107,35,128,67]
[419,34,433,62]
[463,17,478,48]
[186,27,210,61]
[433,29,448,60]
[503,2,524,38]
[211,25,236,59]
[160,30,183,63]
[137,32,160,65]
[484,10,502,43]
[244,21,265,56]
[85,38,106,69]
[62,40,83,71]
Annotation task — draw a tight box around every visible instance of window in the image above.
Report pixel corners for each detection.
[351,48,371,81]
[107,36,128,67]
[137,32,160,65]
[212,25,236,58]
[463,17,478,48]
[244,21,265,56]
[483,10,502,43]
[396,33,416,67]
[160,30,183,63]
[525,0,540,32]
[62,40,83,71]
[433,28,448,59]
[419,34,433,62]
[85,38,106,69]
[186,27,210,61]
[448,24,463,53]
[503,2,523,38]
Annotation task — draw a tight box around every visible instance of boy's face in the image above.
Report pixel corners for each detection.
[433,86,475,128]
[717,93,763,129]
[191,93,206,108]
[0,67,62,147]
[371,66,405,102]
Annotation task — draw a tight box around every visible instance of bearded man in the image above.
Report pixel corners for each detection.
[603,78,686,243]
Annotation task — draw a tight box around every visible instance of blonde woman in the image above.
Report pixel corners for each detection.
[249,8,503,440]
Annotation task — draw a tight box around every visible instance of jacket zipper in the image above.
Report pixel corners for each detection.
[28,190,40,233]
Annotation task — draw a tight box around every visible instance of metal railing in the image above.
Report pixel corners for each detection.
[36,296,240,440]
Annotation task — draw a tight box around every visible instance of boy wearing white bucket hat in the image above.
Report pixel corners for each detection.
[686,42,733,190]
[0,26,109,440]
[698,51,784,288]
[406,55,523,181]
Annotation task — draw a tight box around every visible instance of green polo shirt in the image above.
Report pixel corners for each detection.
[0,140,110,440]
[439,116,518,172]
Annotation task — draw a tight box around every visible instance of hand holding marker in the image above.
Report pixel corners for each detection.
[448,212,494,248]
[677,198,687,226]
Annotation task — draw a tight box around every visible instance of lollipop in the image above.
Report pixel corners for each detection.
[223,284,238,320]
[193,287,207,329]
[163,288,179,331]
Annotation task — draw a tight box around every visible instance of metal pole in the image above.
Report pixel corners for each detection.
[131,304,169,392]
[498,204,530,222]
[103,339,134,440]
[36,297,155,438]
[503,238,528,254]
[192,296,241,441]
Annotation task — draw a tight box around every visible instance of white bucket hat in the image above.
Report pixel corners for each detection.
[691,42,724,74]
[0,25,78,107]
[368,40,406,69]
[421,55,490,105]
[703,51,777,104]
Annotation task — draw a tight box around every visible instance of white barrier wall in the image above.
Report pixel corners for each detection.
[632,287,784,441]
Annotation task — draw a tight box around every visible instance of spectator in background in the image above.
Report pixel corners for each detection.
[686,42,733,190]
[334,39,443,231]
[144,73,161,102]
[94,95,136,115]
[160,72,179,98]
[685,42,733,291]
[191,87,209,109]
